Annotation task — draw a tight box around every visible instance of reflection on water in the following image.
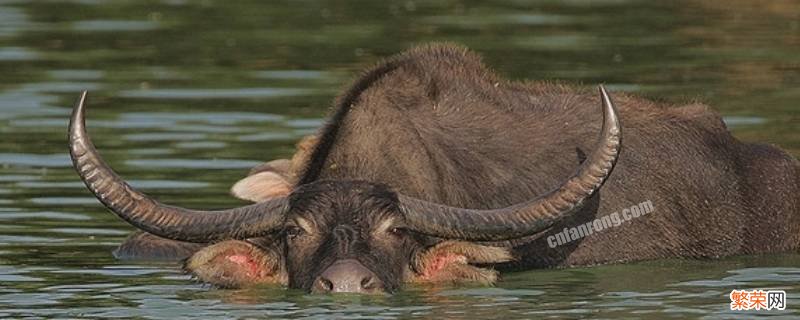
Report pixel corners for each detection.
[0,0,798,318]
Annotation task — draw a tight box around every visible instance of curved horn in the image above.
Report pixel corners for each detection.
[69,92,288,243]
[399,85,622,241]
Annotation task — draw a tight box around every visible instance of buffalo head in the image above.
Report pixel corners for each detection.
[68,85,621,294]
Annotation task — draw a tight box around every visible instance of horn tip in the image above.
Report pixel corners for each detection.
[597,84,618,120]
[598,85,610,104]
[73,91,89,112]
[69,91,91,148]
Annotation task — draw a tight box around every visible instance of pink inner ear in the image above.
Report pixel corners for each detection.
[419,253,467,280]
[225,254,259,277]
[215,250,271,280]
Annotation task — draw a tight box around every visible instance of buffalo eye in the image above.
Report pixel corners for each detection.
[285,226,303,239]
[389,227,407,238]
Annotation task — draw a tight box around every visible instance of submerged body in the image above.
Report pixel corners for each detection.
[73,44,800,293]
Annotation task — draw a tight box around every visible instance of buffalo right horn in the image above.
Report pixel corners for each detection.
[399,85,622,241]
[69,92,289,243]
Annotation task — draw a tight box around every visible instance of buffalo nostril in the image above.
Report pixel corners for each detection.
[361,276,376,290]
[315,259,383,293]
[316,277,333,292]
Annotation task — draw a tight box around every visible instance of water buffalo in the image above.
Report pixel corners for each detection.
[69,44,800,294]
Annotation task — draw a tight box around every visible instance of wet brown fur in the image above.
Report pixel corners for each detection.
[114,231,203,261]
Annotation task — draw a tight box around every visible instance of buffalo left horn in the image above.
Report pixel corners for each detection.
[69,91,288,243]
[399,85,622,241]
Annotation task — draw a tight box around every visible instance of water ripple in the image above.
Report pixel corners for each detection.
[0,211,92,221]
[0,47,39,61]
[126,158,261,169]
[71,20,160,32]
[118,88,316,99]
[0,153,71,168]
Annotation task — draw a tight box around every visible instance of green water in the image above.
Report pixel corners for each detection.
[0,1,798,319]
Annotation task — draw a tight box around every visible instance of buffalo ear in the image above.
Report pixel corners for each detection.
[410,241,513,285]
[231,159,293,202]
[184,240,287,288]
[230,135,319,202]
